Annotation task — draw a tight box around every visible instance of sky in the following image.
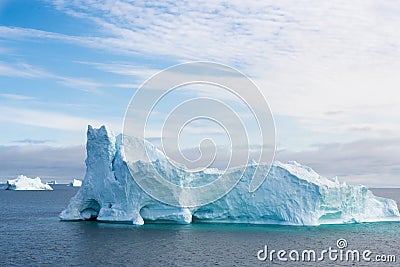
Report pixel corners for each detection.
[0,0,399,186]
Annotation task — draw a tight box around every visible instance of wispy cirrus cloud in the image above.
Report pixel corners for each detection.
[3,1,400,77]
[76,61,159,78]
[0,93,36,101]
[0,61,106,93]
[0,61,48,78]
[0,25,106,50]
[44,1,400,129]
[46,1,400,68]
[0,106,121,132]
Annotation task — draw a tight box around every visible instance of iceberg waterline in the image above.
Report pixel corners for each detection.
[60,126,400,225]
[5,175,53,191]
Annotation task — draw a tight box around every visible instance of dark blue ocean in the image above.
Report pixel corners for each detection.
[0,186,399,266]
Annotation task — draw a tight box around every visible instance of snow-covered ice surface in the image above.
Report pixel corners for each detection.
[5,175,53,191]
[69,179,82,187]
[60,126,400,225]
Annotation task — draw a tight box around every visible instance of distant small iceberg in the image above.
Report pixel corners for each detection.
[5,175,53,191]
[69,179,82,187]
[46,180,58,185]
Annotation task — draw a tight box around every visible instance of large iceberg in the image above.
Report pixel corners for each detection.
[60,126,400,225]
[5,175,53,191]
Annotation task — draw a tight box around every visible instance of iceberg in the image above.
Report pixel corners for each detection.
[60,126,400,225]
[5,175,53,191]
[69,179,82,187]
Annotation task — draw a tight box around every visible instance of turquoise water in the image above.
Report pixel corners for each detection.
[0,186,399,266]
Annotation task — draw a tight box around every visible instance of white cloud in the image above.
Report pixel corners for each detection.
[76,61,159,78]
[0,106,121,132]
[43,1,400,139]
[3,2,399,139]
[0,61,110,93]
[56,76,104,93]
[0,93,36,101]
[276,138,400,187]
[0,61,49,78]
